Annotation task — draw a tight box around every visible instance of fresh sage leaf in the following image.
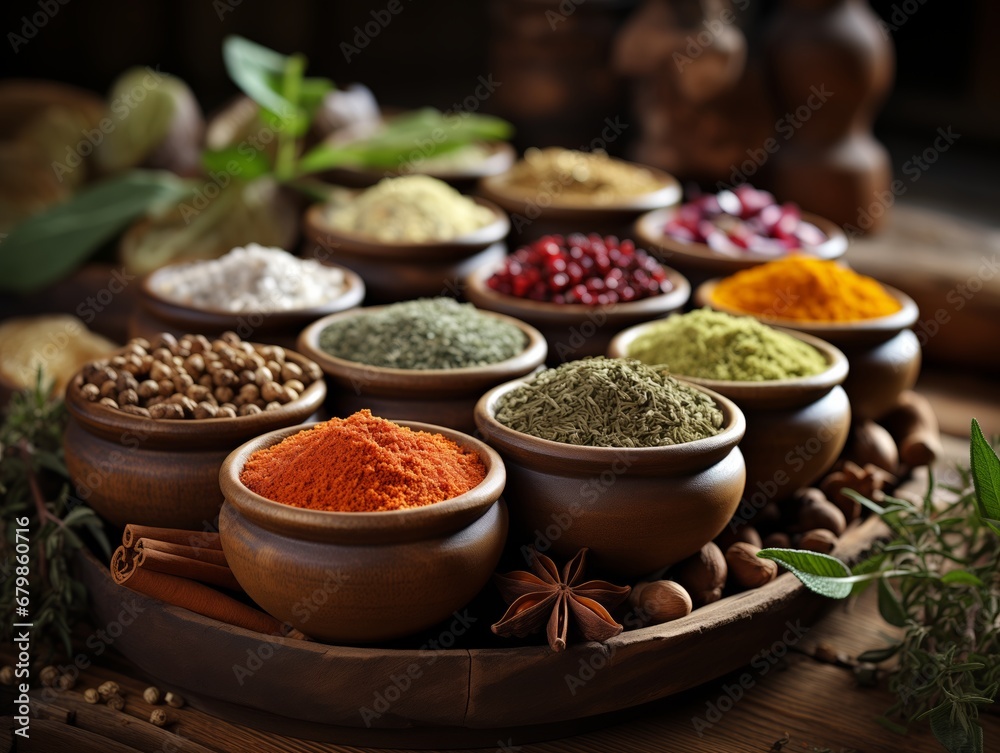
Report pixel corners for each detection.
[857,644,901,664]
[0,171,190,292]
[925,703,983,753]
[756,548,855,599]
[969,419,1000,535]
[222,35,294,116]
[877,579,908,627]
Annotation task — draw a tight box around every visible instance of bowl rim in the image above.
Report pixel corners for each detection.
[694,278,920,336]
[607,318,850,396]
[64,345,326,444]
[463,257,692,323]
[296,304,548,390]
[219,419,506,540]
[303,195,510,255]
[139,258,367,323]
[477,160,682,214]
[474,374,746,473]
[634,206,848,265]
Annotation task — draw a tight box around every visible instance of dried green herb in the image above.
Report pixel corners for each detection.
[759,420,1000,753]
[318,298,526,370]
[495,357,723,447]
[0,373,110,662]
[627,308,827,381]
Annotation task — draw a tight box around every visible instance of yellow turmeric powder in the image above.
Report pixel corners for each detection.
[711,257,902,322]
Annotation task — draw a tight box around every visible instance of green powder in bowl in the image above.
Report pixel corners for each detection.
[627,308,828,381]
[494,357,723,447]
[318,298,527,370]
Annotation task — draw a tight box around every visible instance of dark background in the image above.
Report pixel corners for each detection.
[2,0,998,217]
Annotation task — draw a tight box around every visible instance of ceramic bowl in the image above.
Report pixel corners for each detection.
[477,163,681,246]
[609,324,851,499]
[218,420,508,644]
[464,262,690,365]
[63,349,326,530]
[695,279,921,420]
[473,379,746,577]
[302,196,509,303]
[321,141,517,192]
[296,307,547,433]
[128,261,365,351]
[634,207,848,289]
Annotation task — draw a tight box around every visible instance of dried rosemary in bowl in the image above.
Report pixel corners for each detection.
[494,357,723,447]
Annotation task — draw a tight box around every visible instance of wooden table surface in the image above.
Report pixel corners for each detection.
[3,431,997,753]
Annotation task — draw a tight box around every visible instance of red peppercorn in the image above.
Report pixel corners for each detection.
[486,235,673,305]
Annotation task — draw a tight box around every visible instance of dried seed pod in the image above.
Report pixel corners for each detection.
[264,401,282,411]
[266,360,283,377]
[106,694,125,711]
[674,542,727,606]
[121,405,152,418]
[150,708,168,726]
[726,543,778,589]
[110,355,127,368]
[150,361,173,382]
[84,688,101,704]
[149,403,185,420]
[260,381,286,403]
[283,378,305,395]
[799,528,839,554]
[143,686,161,704]
[99,397,119,410]
[218,405,238,418]
[186,384,211,402]
[193,401,219,420]
[239,369,257,385]
[173,373,195,392]
[184,353,205,376]
[81,383,101,401]
[238,403,263,416]
[98,681,120,698]
[214,386,235,404]
[238,383,260,402]
[137,380,159,399]
[164,692,184,708]
[118,389,139,407]
[152,332,178,351]
[254,366,273,384]
[100,380,119,399]
[632,580,693,624]
[0,666,14,685]
[283,387,299,403]
[221,331,241,345]
[281,362,303,382]
[302,361,322,383]
[152,347,174,364]
[115,372,138,393]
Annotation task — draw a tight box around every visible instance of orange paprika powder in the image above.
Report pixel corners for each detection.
[240,410,487,512]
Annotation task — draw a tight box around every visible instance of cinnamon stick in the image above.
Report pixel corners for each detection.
[122,525,222,551]
[134,542,241,591]
[111,547,286,636]
[135,538,229,567]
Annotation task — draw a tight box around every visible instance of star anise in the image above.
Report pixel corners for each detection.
[821,460,898,520]
[491,548,631,652]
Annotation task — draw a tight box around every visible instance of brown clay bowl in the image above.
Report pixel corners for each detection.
[464,261,690,365]
[473,379,746,577]
[477,162,681,245]
[63,349,326,530]
[296,307,547,433]
[609,324,851,499]
[321,141,517,192]
[302,196,509,303]
[695,279,921,421]
[218,420,508,644]
[128,260,365,351]
[634,207,848,289]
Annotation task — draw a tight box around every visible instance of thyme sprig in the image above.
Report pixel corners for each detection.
[760,420,1000,753]
[0,373,110,662]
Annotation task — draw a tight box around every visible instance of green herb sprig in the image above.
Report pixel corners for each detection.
[0,374,110,661]
[759,419,1000,753]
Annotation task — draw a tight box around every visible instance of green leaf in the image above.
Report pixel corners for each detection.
[756,548,855,599]
[201,147,272,180]
[0,171,190,292]
[970,420,1000,536]
[941,570,984,587]
[850,552,887,596]
[926,703,983,753]
[222,35,294,116]
[857,644,901,664]
[877,579,908,627]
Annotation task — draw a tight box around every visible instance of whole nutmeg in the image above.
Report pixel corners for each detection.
[281,362,303,382]
[238,403,263,417]
[149,403,184,420]
[121,405,152,418]
[715,524,762,551]
[799,528,839,554]
[57,673,76,690]
[143,686,161,704]
[84,688,100,704]
[193,402,219,420]
[846,420,899,473]
[762,532,791,549]
[150,708,168,727]
[118,388,139,407]
[39,666,60,686]
[674,542,727,606]
[107,694,125,711]
[261,381,286,403]
[798,497,847,536]
[164,691,185,708]
[99,397,119,410]
[98,680,120,698]
[137,380,159,399]
[726,543,778,589]
[80,383,101,401]
[284,379,305,395]
[631,580,693,624]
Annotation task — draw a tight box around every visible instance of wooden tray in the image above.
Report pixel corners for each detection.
[78,511,887,749]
